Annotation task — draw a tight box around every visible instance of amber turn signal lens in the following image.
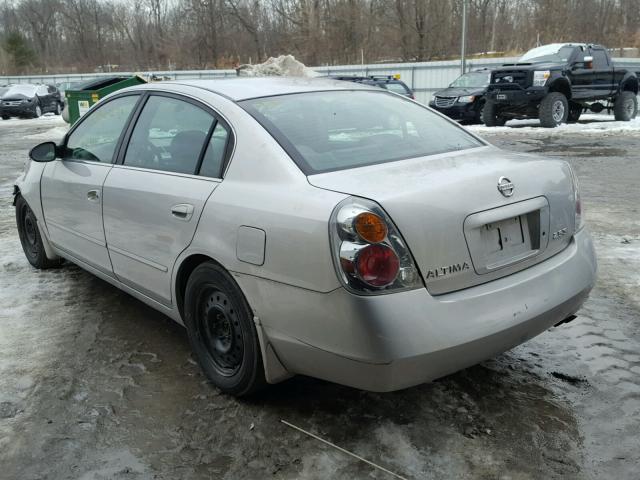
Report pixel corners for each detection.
[354,212,387,243]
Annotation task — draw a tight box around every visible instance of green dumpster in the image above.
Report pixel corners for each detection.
[65,75,146,125]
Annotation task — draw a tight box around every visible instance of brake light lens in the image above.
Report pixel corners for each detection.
[356,244,400,287]
[330,196,422,294]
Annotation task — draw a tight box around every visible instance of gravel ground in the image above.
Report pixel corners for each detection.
[0,115,638,480]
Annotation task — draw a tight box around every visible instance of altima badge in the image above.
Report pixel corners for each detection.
[497,176,515,197]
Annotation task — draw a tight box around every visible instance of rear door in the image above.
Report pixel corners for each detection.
[589,47,615,98]
[102,93,233,306]
[41,94,141,275]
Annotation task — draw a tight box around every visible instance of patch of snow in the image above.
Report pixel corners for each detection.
[25,125,69,143]
[0,113,66,128]
[236,55,320,78]
[468,114,640,136]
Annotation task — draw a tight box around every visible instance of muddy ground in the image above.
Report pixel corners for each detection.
[1,116,638,480]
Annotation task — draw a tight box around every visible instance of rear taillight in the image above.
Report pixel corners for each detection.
[570,167,584,231]
[330,197,422,294]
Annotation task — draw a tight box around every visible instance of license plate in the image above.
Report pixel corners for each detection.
[496,94,507,100]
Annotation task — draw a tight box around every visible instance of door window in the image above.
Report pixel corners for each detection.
[65,95,140,163]
[37,85,49,96]
[199,122,230,178]
[124,96,214,175]
[591,49,609,69]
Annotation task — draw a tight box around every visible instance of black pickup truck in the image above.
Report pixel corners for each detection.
[483,43,639,127]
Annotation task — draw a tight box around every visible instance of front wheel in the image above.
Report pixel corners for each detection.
[33,104,42,118]
[15,196,61,269]
[482,100,506,126]
[54,103,62,115]
[613,91,638,121]
[2,116,9,120]
[539,92,568,127]
[184,261,266,396]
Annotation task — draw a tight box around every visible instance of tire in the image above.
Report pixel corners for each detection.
[33,103,42,118]
[15,196,61,269]
[184,261,266,396]
[539,92,568,127]
[482,100,506,126]
[2,116,9,120]
[54,103,62,115]
[567,103,582,123]
[613,91,638,121]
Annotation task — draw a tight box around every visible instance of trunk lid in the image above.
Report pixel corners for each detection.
[309,146,576,295]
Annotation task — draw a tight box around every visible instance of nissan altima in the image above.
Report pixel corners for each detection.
[14,78,597,396]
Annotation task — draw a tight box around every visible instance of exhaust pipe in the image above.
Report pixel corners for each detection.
[554,314,577,328]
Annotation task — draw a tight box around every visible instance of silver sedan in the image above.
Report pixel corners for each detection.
[14,78,597,396]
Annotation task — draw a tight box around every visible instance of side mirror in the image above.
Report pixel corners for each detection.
[29,142,58,162]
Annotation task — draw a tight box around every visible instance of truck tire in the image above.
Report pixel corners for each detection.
[567,103,582,123]
[613,91,637,121]
[539,92,568,127]
[482,101,506,127]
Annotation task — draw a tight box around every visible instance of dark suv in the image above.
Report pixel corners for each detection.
[429,69,491,124]
[331,75,414,98]
[1,84,64,119]
[484,43,639,127]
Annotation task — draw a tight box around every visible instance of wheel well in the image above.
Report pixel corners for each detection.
[548,79,571,99]
[175,254,216,320]
[621,78,639,95]
[12,186,21,206]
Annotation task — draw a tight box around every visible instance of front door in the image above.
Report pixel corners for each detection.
[102,93,232,305]
[41,94,141,275]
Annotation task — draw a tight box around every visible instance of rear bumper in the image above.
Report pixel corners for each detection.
[428,101,479,121]
[246,228,596,392]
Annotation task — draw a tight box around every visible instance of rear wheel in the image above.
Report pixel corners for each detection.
[184,261,266,396]
[539,92,568,127]
[567,103,582,123]
[482,100,506,126]
[15,196,61,269]
[613,91,637,121]
[2,116,9,120]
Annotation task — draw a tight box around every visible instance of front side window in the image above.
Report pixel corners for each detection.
[124,96,214,175]
[242,90,483,174]
[65,95,140,162]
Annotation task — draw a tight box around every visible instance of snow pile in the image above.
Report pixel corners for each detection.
[236,55,320,78]
[468,114,640,137]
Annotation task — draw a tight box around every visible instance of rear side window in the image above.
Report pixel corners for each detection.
[65,95,140,163]
[591,49,609,69]
[124,96,214,175]
[199,123,230,178]
[242,90,482,174]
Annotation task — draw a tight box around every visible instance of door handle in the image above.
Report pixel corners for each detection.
[171,203,194,221]
[87,189,100,202]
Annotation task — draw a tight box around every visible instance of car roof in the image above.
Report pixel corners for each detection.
[143,77,379,101]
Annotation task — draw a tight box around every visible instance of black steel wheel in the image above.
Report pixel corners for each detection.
[15,195,61,269]
[184,261,266,396]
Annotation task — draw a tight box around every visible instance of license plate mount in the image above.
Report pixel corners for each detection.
[463,197,550,275]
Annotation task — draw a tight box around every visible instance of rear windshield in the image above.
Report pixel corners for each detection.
[241,90,482,174]
[384,82,409,95]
